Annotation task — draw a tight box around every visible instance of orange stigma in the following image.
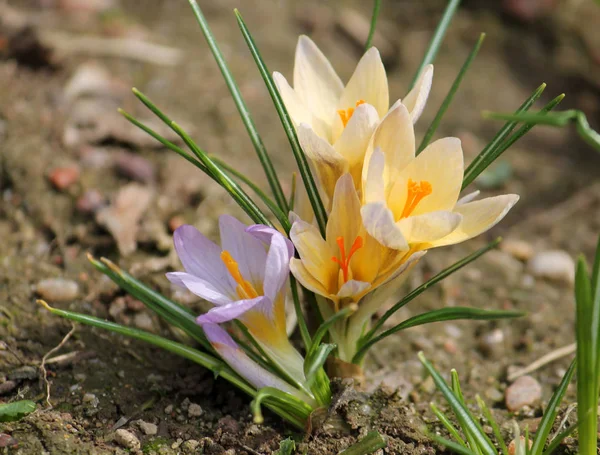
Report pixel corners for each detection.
[220,251,259,299]
[400,179,432,219]
[337,100,366,128]
[331,236,364,283]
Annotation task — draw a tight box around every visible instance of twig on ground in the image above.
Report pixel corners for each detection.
[508,343,576,382]
[39,324,76,408]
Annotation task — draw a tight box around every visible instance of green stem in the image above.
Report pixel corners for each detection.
[365,0,382,50]
[338,431,387,455]
[290,275,312,350]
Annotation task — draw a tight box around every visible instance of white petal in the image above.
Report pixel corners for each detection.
[327,174,362,253]
[431,195,519,247]
[333,103,379,166]
[290,220,337,291]
[363,147,386,204]
[294,35,343,130]
[219,215,267,287]
[361,202,409,251]
[273,71,312,127]
[402,64,433,123]
[395,211,462,243]
[456,190,481,206]
[337,279,370,299]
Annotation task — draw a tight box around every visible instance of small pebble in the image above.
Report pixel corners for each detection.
[126,298,145,312]
[508,436,533,455]
[0,380,17,395]
[48,166,80,190]
[0,434,18,449]
[114,429,140,451]
[181,439,200,453]
[35,278,79,302]
[188,403,203,418]
[478,329,505,359]
[114,151,156,183]
[505,375,542,412]
[133,312,155,332]
[501,239,534,261]
[135,420,158,436]
[164,404,174,414]
[76,189,105,214]
[527,250,575,285]
[82,393,99,408]
[168,215,185,233]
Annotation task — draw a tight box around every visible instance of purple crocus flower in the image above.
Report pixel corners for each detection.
[167,215,306,382]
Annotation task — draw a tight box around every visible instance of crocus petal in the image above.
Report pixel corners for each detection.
[289,258,330,298]
[294,35,343,131]
[361,202,409,251]
[370,102,415,185]
[290,220,337,291]
[337,279,370,299]
[202,323,312,402]
[395,211,462,243]
[430,195,519,247]
[263,233,291,303]
[273,71,312,127]
[297,123,348,200]
[172,225,232,295]
[456,190,481,206]
[196,296,267,324]
[219,215,267,287]
[363,147,386,204]
[166,272,233,305]
[402,64,433,123]
[396,137,464,216]
[245,224,295,259]
[333,103,379,166]
[337,47,389,120]
[326,174,362,255]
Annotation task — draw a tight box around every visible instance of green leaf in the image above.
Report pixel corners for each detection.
[409,0,462,90]
[0,400,36,422]
[307,305,356,358]
[274,437,296,455]
[250,387,313,427]
[304,343,336,386]
[426,433,478,455]
[541,424,577,455]
[530,359,575,455]
[357,239,501,356]
[418,353,497,455]
[430,402,468,448]
[186,0,288,212]
[418,33,485,153]
[476,395,508,455]
[234,9,329,237]
[365,0,382,50]
[338,431,387,455]
[462,83,546,190]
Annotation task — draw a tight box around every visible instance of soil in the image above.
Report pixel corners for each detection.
[1,0,599,454]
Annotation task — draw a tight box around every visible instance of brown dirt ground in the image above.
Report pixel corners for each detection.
[1,0,600,453]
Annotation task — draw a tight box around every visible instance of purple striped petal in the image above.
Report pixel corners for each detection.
[245,224,295,258]
[263,232,292,303]
[166,272,233,306]
[172,225,232,296]
[219,215,267,287]
[196,296,267,325]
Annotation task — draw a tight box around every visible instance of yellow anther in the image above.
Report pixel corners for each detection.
[337,99,366,128]
[220,251,259,299]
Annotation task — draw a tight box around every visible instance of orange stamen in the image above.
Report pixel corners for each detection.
[220,251,259,299]
[331,235,364,283]
[400,179,432,219]
[337,99,366,128]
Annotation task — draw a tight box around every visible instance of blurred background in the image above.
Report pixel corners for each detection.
[1,0,599,453]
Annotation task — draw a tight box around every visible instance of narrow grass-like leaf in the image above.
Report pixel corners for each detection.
[362,238,501,346]
[131,89,272,226]
[209,155,291,232]
[187,0,288,212]
[0,400,36,422]
[418,33,485,153]
[308,305,356,357]
[355,307,523,364]
[530,359,575,455]
[427,433,478,455]
[251,387,313,426]
[290,275,312,349]
[462,83,546,190]
[234,9,328,237]
[541,424,577,455]
[304,343,336,386]
[419,353,497,455]
[476,395,508,455]
[338,431,387,455]
[288,172,297,212]
[430,402,468,448]
[484,109,600,152]
[591,235,600,398]
[365,0,382,50]
[409,0,462,90]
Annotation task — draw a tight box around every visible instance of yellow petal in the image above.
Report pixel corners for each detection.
[273,71,312,127]
[363,147,386,204]
[290,220,337,291]
[289,258,331,298]
[294,36,343,132]
[430,194,519,247]
[333,48,389,140]
[402,64,433,123]
[395,210,462,243]
[297,123,348,200]
[361,202,409,251]
[327,174,362,254]
[394,137,464,216]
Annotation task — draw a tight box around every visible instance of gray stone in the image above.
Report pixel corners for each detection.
[527,250,575,285]
[114,429,140,451]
